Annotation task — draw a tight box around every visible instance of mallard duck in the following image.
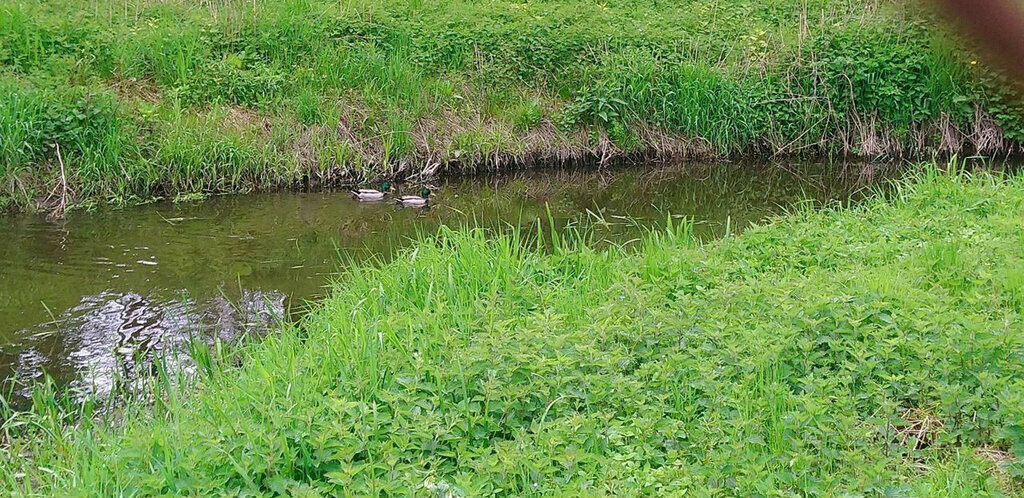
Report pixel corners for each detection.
[352,181,391,201]
[397,187,431,207]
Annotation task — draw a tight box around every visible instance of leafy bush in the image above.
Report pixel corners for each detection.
[558,80,628,130]
[973,69,1024,142]
[813,25,937,126]
[175,55,288,107]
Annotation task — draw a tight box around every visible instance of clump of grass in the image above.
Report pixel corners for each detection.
[513,104,543,132]
[3,169,1024,494]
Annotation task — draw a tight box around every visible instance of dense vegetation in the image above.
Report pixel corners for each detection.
[2,0,1023,211]
[2,169,1023,495]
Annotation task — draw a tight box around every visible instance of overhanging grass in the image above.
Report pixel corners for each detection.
[2,169,1024,495]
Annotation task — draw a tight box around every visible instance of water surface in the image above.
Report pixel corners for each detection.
[0,162,895,397]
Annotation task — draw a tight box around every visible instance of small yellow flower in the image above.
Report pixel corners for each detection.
[971,60,978,65]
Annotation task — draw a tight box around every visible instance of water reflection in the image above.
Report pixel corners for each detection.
[0,162,898,400]
[9,290,284,399]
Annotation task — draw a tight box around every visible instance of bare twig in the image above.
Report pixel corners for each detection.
[47,143,72,220]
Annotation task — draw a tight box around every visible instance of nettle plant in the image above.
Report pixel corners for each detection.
[1001,425,1024,480]
[558,80,639,146]
[559,81,628,129]
[1,85,122,166]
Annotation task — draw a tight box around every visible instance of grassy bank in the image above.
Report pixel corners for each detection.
[2,169,1024,495]
[2,0,1024,211]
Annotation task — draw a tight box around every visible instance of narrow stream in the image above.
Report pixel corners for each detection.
[0,162,897,399]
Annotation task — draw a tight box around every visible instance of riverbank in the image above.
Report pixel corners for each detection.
[1,163,872,397]
[3,0,1024,212]
[2,169,1023,494]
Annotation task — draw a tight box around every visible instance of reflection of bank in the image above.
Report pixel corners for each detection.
[9,289,285,403]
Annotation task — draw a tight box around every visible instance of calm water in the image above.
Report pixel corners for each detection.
[0,162,895,398]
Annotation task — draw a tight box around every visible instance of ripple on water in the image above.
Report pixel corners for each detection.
[9,290,285,401]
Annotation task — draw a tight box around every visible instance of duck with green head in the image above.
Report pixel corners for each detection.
[353,181,391,201]
[397,187,431,207]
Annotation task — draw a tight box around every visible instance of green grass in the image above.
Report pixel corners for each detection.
[3,169,1024,495]
[1,0,1022,211]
